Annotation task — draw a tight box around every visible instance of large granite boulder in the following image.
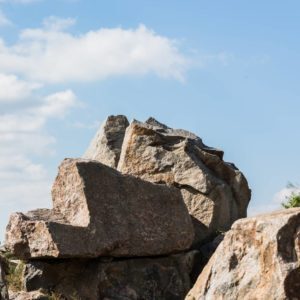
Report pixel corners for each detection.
[23,252,196,300]
[6,159,194,259]
[186,208,300,300]
[116,118,251,245]
[83,115,129,168]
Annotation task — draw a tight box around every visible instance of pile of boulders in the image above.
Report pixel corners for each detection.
[8,115,295,300]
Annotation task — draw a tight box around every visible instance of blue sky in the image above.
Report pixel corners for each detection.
[0,0,300,239]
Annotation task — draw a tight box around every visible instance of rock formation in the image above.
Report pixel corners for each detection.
[23,252,196,299]
[83,115,129,168]
[186,208,300,300]
[85,116,251,245]
[4,115,256,299]
[6,159,193,259]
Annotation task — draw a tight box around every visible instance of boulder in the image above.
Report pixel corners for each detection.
[23,252,196,300]
[6,159,194,259]
[83,115,129,168]
[117,118,251,245]
[186,208,300,300]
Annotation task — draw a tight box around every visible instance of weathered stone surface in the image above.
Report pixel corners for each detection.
[0,257,8,300]
[83,115,129,168]
[186,208,300,300]
[6,159,194,259]
[9,291,48,300]
[24,252,196,300]
[117,118,251,245]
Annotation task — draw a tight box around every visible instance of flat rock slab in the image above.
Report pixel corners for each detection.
[24,253,195,300]
[6,159,194,259]
[186,208,300,300]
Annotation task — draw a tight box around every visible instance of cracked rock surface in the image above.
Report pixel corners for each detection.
[5,159,194,259]
[186,208,300,300]
[98,116,251,245]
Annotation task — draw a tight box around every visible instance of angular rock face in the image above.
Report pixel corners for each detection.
[23,252,196,300]
[117,118,251,245]
[6,159,194,259]
[83,115,129,168]
[186,208,300,300]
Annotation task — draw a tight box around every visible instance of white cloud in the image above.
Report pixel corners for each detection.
[0,73,40,102]
[0,89,77,133]
[36,89,77,117]
[0,155,46,180]
[0,22,188,83]
[0,10,11,26]
[0,88,77,239]
[43,16,76,31]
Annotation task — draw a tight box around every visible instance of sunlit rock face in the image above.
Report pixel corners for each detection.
[83,115,129,168]
[5,159,194,259]
[110,116,251,245]
[186,208,300,300]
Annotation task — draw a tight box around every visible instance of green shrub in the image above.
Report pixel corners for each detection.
[281,193,300,208]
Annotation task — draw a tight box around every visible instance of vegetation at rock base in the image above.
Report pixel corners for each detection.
[5,260,24,292]
[281,183,300,209]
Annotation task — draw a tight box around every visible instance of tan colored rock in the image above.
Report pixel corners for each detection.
[9,291,48,300]
[23,252,197,300]
[83,115,129,168]
[6,159,194,259]
[186,208,300,300]
[117,119,251,245]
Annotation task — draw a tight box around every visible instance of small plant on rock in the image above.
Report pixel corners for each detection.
[281,183,300,209]
[6,260,24,292]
